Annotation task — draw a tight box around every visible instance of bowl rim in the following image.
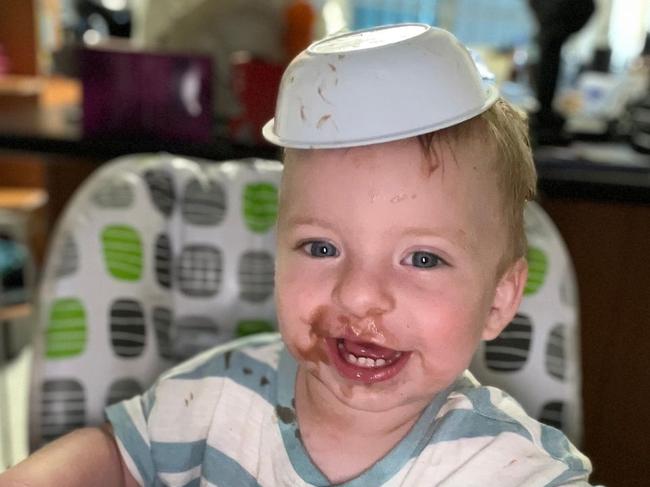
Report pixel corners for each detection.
[307,22,432,55]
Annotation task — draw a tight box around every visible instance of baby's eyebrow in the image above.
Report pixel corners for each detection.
[399,226,471,249]
[283,215,339,232]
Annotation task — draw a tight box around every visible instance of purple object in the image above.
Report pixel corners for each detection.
[80,47,213,143]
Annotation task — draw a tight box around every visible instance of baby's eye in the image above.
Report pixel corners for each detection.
[403,251,444,269]
[302,240,339,258]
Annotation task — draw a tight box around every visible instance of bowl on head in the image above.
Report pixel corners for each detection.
[263,23,498,149]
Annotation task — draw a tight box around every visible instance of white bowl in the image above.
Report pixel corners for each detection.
[262,23,498,149]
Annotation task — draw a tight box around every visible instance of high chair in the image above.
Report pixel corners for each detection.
[28,154,281,450]
[27,154,583,452]
[470,201,583,445]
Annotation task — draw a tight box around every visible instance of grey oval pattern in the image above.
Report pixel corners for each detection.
[153,306,173,359]
[144,169,175,217]
[172,315,221,360]
[155,233,173,289]
[106,378,143,407]
[55,233,79,278]
[110,299,146,358]
[40,379,85,444]
[559,267,576,307]
[176,245,223,297]
[546,324,566,380]
[238,251,275,303]
[181,178,227,226]
[538,401,564,431]
[91,178,134,208]
[485,313,533,372]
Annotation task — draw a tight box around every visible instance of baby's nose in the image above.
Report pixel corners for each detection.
[332,261,395,318]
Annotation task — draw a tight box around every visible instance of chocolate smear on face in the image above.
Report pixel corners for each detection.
[294,306,336,367]
[297,306,400,372]
[339,314,389,345]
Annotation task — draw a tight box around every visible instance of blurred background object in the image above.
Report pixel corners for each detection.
[283,0,317,61]
[229,52,284,145]
[0,0,39,76]
[131,0,287,131]
[5,0,647,149]
[0,188,47,469]
[622,33,650,153]
[527,0,596,145]
[79,46,213,143]
[0,189,46,353]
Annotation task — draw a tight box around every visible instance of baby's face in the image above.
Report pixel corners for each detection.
[276,138,514,412]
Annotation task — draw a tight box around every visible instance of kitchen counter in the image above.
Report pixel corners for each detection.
[535,143,650,204]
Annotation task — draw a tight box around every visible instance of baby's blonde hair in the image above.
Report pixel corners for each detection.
[417,98,537,269]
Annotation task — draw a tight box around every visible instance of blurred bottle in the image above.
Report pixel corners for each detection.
[284,0,316,61]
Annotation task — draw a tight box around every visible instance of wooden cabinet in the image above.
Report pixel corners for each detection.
[541,196,650,487]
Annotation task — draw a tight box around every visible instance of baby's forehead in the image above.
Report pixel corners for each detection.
[283,131,495,177]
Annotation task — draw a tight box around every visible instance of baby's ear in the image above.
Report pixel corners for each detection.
[482,257,528,341]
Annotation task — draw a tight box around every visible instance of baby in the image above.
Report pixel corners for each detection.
[1,24,591,486]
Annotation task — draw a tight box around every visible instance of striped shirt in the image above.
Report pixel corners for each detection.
[106,333,592,486]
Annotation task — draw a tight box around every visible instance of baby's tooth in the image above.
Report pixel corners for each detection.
[338,342,343,350]
[343,353,390,368]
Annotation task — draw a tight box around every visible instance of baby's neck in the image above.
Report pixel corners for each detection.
[294,367,427,483]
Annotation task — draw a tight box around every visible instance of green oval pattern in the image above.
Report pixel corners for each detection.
[525,246,548,295]
[101,225,143,281]
[243,182,278,234]
[236,319,275,337]
[45,298,87,359]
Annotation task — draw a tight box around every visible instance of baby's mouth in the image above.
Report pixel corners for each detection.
[326,337,410,383]
[337,339,403,368]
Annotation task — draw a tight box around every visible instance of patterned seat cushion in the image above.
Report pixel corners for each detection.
[30,154,282,449]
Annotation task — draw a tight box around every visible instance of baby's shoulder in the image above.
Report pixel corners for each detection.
[162,332,283,377]
[413,375,592,484]
[149,333,284,409]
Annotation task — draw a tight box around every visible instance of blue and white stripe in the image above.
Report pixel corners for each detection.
[107,333,592,486]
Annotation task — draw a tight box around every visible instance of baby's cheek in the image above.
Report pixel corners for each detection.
[416,318,481,372]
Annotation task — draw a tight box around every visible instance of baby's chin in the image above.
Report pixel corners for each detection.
[301,359,435,415]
